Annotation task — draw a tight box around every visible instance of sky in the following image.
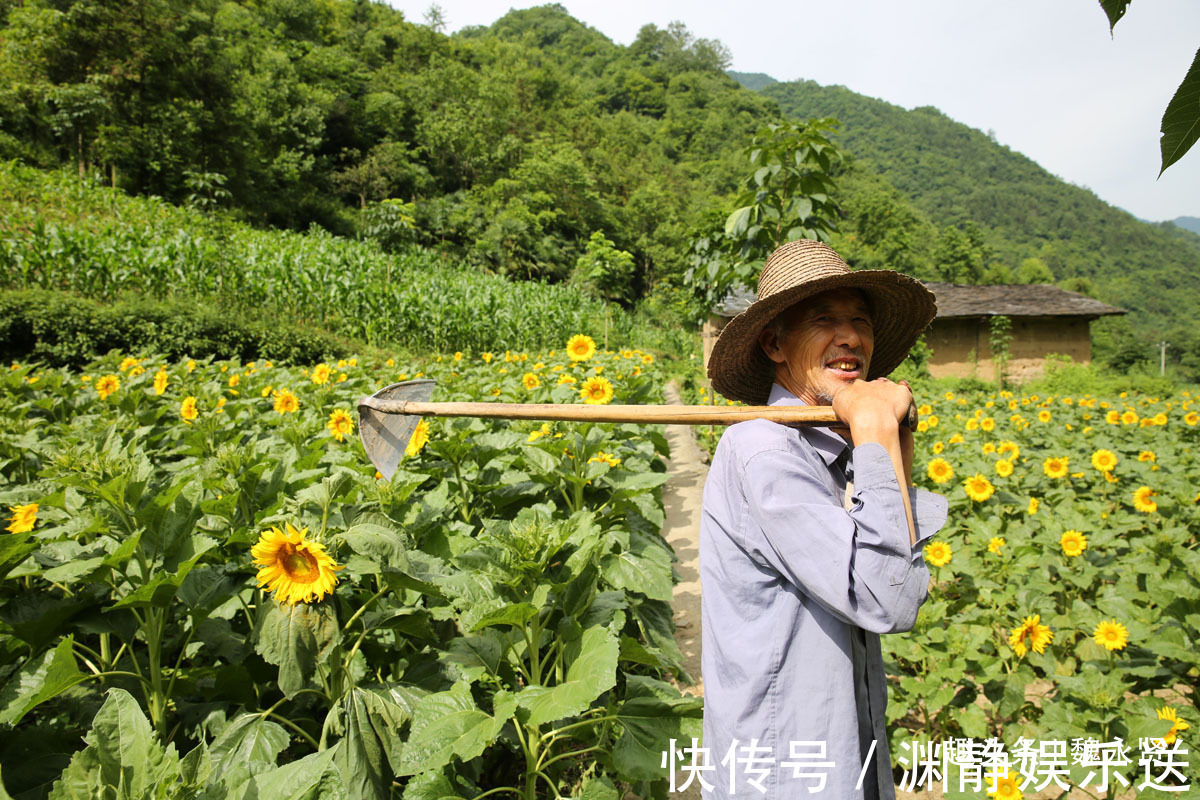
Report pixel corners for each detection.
[383,1,1200,223]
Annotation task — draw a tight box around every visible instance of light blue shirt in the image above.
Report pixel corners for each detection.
[699,384,947,799]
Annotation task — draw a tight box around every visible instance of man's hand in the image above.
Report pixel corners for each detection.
[832,378,919,545]
[831,377,913,439]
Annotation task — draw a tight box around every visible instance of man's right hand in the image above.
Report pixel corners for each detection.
[831,378,912,439]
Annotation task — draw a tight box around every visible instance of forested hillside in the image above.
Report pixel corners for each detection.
[0,0,775,293]
[4,0,1200,371]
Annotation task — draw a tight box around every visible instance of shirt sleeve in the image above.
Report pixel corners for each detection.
[739,441,948,634]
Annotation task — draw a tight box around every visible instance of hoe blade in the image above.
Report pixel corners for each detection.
[358,379,436,480]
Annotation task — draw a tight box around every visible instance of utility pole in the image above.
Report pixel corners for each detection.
[1160,341,1168,376]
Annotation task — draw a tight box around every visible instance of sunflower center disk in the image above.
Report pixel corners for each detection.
[282,546,321,583]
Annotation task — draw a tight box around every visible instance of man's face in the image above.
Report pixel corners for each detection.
[758,288,875,405]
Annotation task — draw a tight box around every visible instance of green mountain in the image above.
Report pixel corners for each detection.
[754,78,1200,361]
[1174,216,1200,236]
[727,71,778,91]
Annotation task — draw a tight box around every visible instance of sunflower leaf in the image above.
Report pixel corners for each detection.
[396,684,515,776]
[255,602,338,698]
[0,636,86,726]
[515,625,618,729]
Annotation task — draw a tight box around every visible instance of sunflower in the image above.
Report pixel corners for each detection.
[453,351,463,362]
[1156,706,1190,745]
[588,450,621,468]
[228,373,240,389]
[918,403,932,416]
[522,372,540,390]
[1185,411,1199,426]
[924,541,952,567]
[995,459,1013,478]
[273,389,299,414]
[1009,614,1053,658]
[1153,412,1168,425]
[998,440,1020,460]
[1091,449,1117,472]
[1121,410,1139,425]
[566,334,596,362]
[963,473,995,502]
[6,503,38,534]
[988,536,1005,554]
[251,523,343,606]
[481,352,494,363]
[1027,497,1039,515]
[1037,410,1051,423]
[948,433,964,445]
[1060,529,1087,557]
[966,418,979,431]
[642,353,655,365]
[931,441,944,454]
[1138,450,1156,463]
[1092,619,1128,652]
[987,770,1023,799]
[926,415,938,428]
[926,458,954,484]
[1104,410,1120,424]
[1043,456,1069,479]
[118,356,142,372]
[180,396,199,422]
[153,369,169,396]
[95,374,121,400]
[311,363,332,385]
[406,419,430,457]
[558,374,577,385]
[327,409,354,442]
[527,423,552,443]
[580,376,614,405]
[1132,486,1157,513]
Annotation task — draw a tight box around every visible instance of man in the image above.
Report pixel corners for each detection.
[699,239,947,799]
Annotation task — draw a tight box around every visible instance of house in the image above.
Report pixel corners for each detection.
[703,282,1126,383]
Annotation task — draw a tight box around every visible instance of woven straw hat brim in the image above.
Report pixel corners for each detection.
[708,269,936,406]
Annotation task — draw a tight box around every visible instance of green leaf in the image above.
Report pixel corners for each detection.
[601,547,673,603]
[576,775,619,800]
[609,471,670,493]
[330,685,414,799]
[441,631,505,681]
[1099,0,1132,31]
[0,636,86,726]
[49,688,182,800]
[339,522,408,567]
[467,602,537,632]
[0,530,37,581]
[397,684,515,776]
[207,714,290,772]
[1160,47,1200,174]
[612,675,704,782]
[255,602,338,698]
[225,748,345,800]
[516,625,618,728]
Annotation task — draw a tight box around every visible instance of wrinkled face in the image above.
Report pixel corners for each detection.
[758,288,875,405]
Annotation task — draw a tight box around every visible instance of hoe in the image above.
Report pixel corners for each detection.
[358,379,918,481]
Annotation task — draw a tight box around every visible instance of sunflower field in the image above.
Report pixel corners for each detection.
[890,389,1199,797]
[0,340,700,799]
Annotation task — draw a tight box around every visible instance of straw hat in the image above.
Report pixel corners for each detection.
[708,239,937,405]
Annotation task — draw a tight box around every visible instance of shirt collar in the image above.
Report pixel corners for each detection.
[768,383,849,467]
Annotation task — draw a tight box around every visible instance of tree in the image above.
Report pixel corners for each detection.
[685,118,845,313]
[724,118,844,262]
[573,231,636,306]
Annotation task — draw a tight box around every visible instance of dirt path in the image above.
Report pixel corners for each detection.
[660,382,706,700]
